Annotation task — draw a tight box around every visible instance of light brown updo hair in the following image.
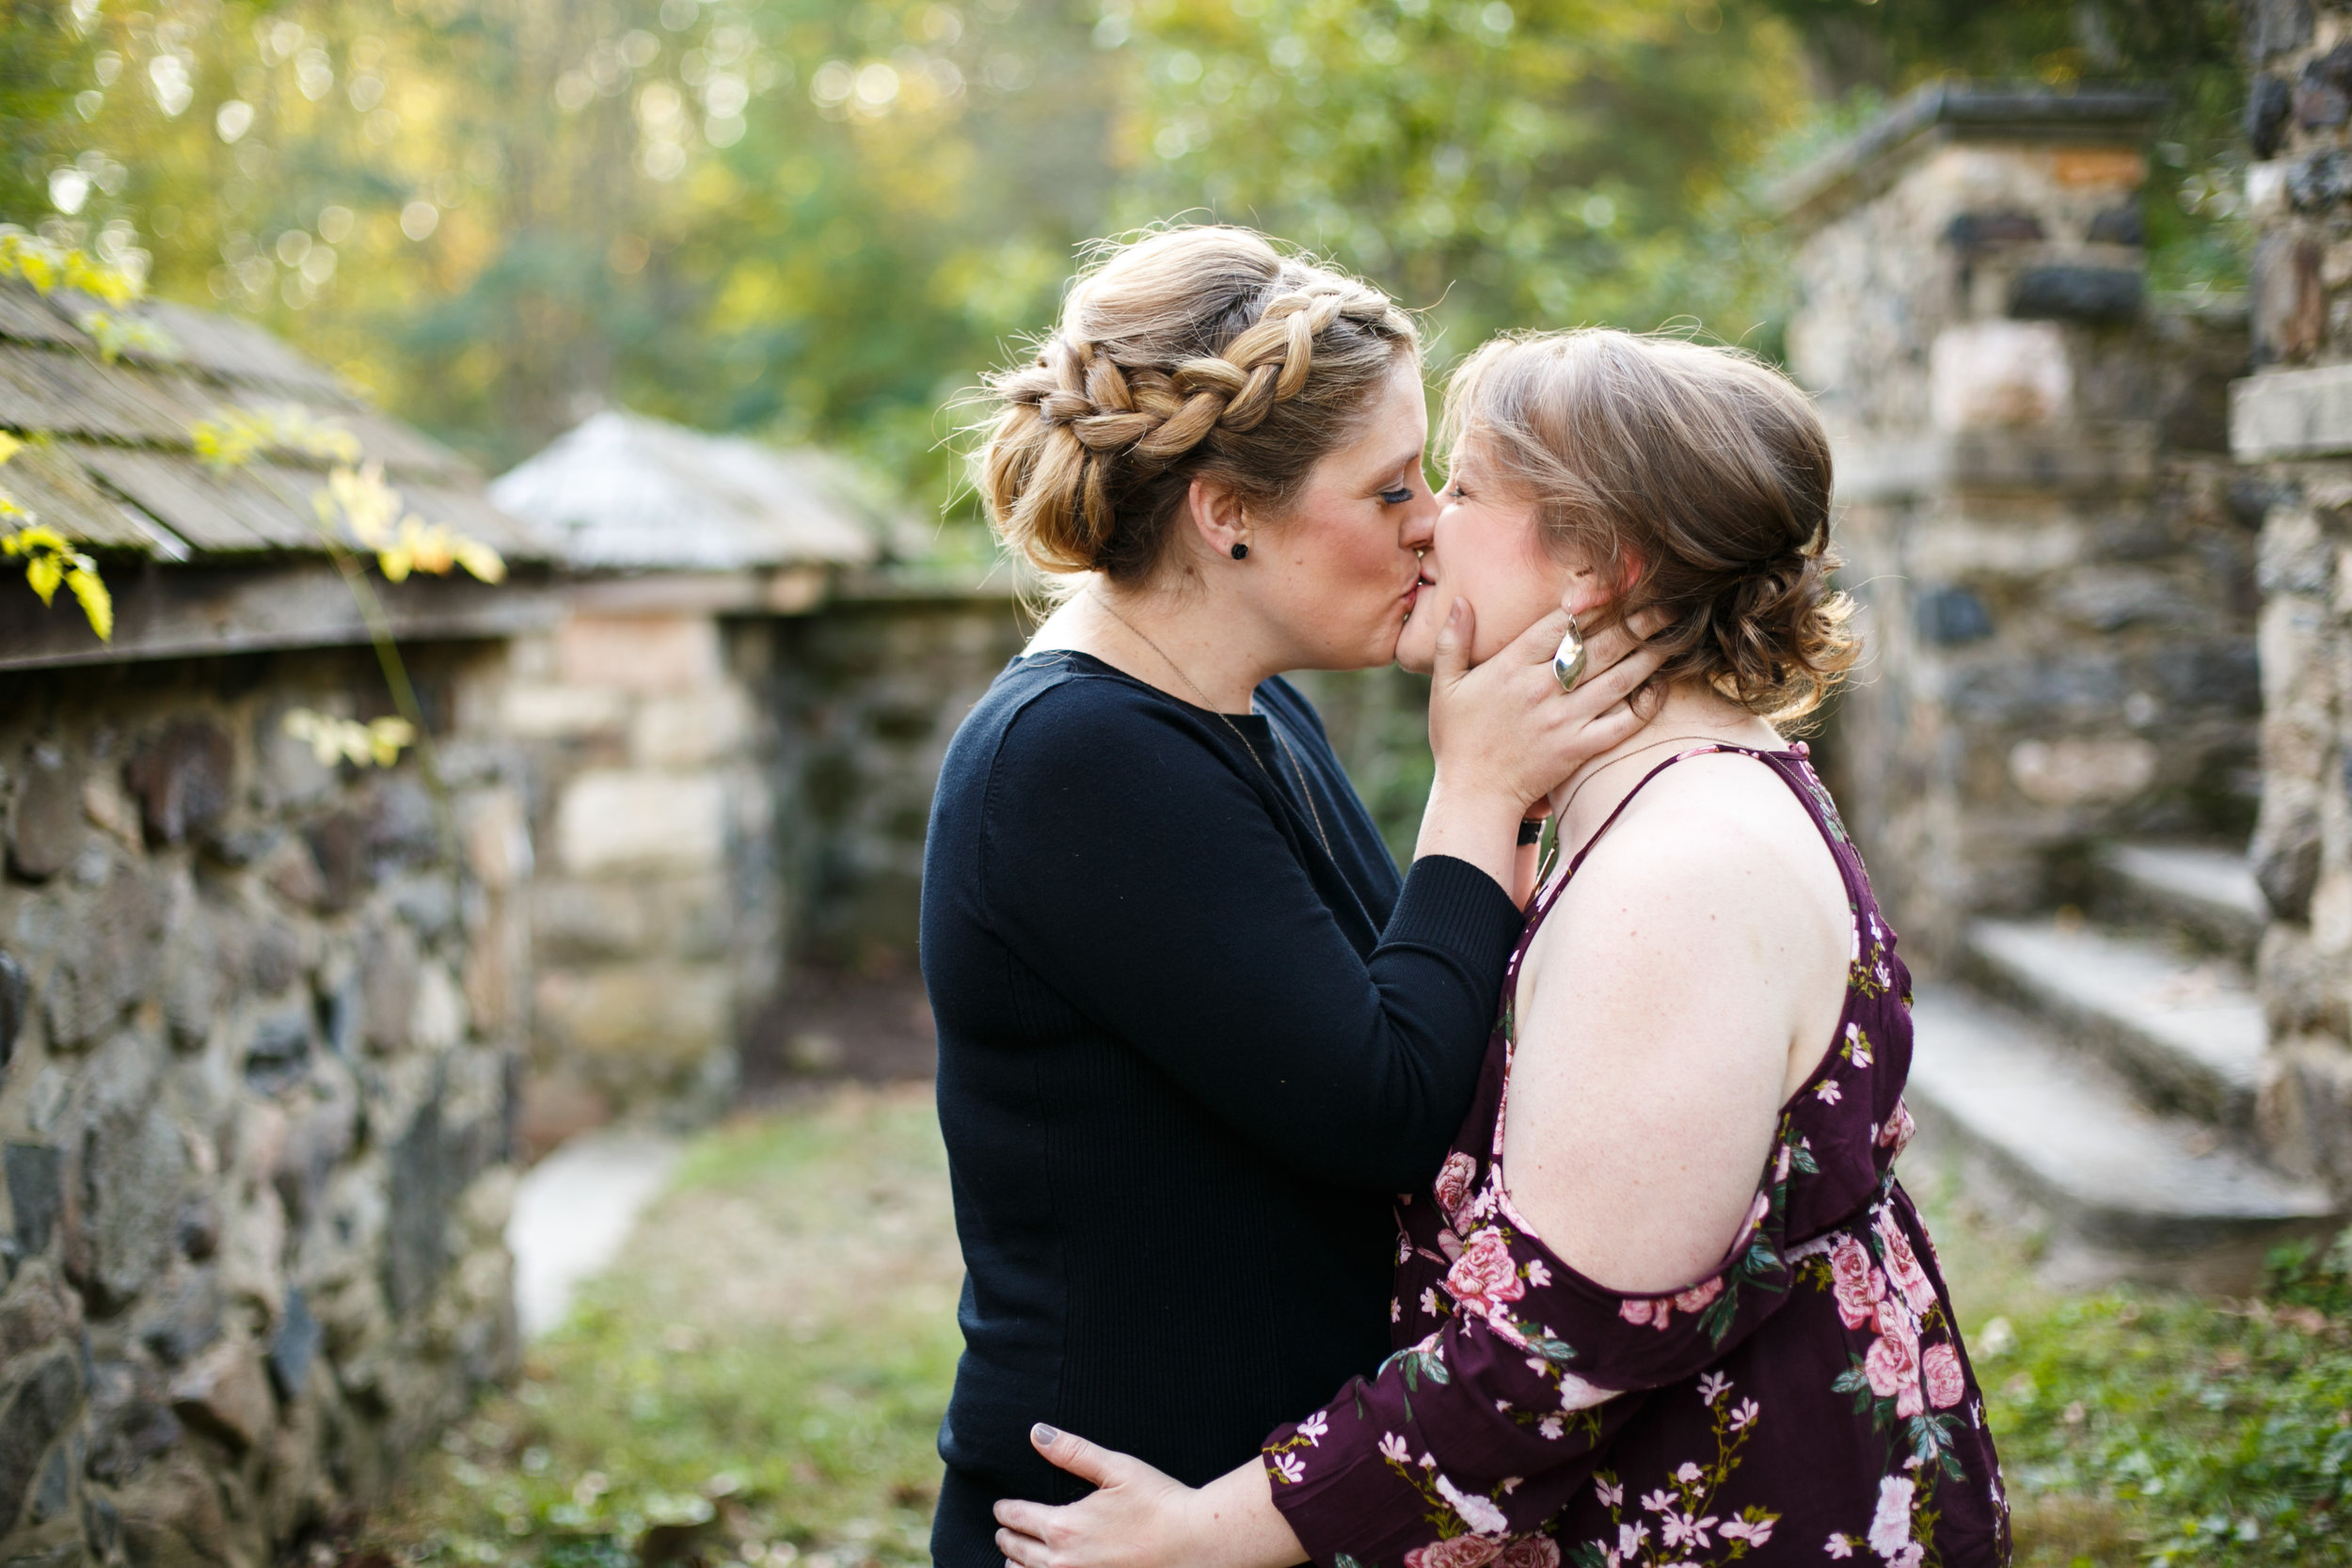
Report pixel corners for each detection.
[977,226,1418,583]
[1440,328,1859,722]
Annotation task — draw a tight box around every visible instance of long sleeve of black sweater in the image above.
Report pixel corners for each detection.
[974,670,1523,1191]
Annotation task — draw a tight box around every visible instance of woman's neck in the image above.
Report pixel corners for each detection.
[1026,576,1277,714]
[1547,683,1784,851]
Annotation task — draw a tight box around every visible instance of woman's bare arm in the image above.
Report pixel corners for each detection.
[1505,766,1847,1291]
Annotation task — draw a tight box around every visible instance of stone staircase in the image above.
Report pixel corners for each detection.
[1905,843,2339,1291]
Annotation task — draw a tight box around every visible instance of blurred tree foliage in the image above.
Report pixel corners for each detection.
[1114,0,1811,367]
[0,0,2251,519]
[1752,0,2249,293]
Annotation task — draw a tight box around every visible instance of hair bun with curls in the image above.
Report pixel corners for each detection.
[975,228,1417,582]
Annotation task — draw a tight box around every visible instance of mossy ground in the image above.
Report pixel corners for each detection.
[360,1086,2349,1568]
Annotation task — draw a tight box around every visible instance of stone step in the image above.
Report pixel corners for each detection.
[1904,985,2334,1287]
[1963,916,2266,1129]
[2093,841,2265,964]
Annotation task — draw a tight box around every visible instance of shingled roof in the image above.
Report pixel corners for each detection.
[0,275,545,563]
[489,409,883,573]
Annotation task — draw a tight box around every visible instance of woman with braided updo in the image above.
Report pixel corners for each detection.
[919,229,1663,1562]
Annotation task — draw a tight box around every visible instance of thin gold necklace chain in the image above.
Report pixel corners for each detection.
[1088,591,1335,857]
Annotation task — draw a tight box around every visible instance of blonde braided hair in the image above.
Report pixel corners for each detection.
[976,228,1417,581]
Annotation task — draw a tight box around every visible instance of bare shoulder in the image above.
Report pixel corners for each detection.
[1554,753,1835,940]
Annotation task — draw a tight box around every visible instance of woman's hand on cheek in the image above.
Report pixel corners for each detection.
[1427,601,1667,813]
[993,1425,1206,1568]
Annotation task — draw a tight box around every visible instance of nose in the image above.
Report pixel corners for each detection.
[1397,486,1437,554]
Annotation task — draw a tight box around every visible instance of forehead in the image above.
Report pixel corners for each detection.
[1338,360,1429,453]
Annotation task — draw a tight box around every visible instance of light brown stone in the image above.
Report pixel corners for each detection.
[167,1338,273,1451]
[554,614,720,693]
[532,962,730,1068]
[2006,736,2157,807]
[554,770,726,875]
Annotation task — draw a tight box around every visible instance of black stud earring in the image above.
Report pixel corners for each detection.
[1231,542,1249,561]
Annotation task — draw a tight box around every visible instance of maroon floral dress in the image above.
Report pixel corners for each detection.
[1260,744,2009,1568]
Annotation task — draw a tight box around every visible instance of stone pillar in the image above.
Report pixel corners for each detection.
[1780,85,2257,963]
[480,610,773,1146]
[2232,0,2352,1200]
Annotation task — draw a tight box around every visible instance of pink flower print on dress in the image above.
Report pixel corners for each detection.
[1876,1099,1916,1155]
[1921,1343,1966,1410]
[1446,1229,1528,1318]
[1867,1477,1915,1559]
[1271,1450,1307,1484]
[1674,1275,1724,1315]
[1403,1538,1502,1568]
[1874,1208,1936,1316]
[1435,1474,1510,1535]
[1435,1151,1479,1227]
[1864,1302,1924,1418]
[1495,1538,1561,1568]
[1828,1235,1884,1329]
[1719,1517,1774,1547]
[1843,1022,1872,1068]
[1816,1079,1842,1105]
[1823,1531,1855,1559]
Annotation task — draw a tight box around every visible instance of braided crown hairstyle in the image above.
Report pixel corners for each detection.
[1439,329,1859,723]
[977,226,1418,582]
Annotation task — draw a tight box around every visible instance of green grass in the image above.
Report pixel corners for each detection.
[369,1085,962,1568]
[370,1088,2351,1568]
[1906,1151,2352,1566]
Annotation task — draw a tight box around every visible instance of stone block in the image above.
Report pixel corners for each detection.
[2050,567,2201,631]
[77,1097,187,1312]
[1943,210,2042,249]
[2249,71,2286,156]
[358,925,420,1054]
[0,1351,82,1535]
[383,1092,497,1318]
[497,684,628,739]
[2007,736,2157,807]
[240,1007,311,1097]
[629,688,751,768]
[0,951,24,1077]
[2251,234,2326,367]
[133,1266,220,1368]
[111,1453,229,1568]
[458,788,532,893]
[265,1289,318,1400]
[2088,205,2145,247]
[512,1074,611,1162]
[2009,265,2142,325]
[2258,1033,2352,1193]
[2233,362,2352,461]
[167,1339,271,1452]
[554,771,725,876]
[0,1266,77,1366]
[123,722,232,849]
[528,881,649,960]
[4,1146,62,1257]
[42,869,165,1050]
[81,1362,177,1487]
[8,749,84,883]
[532,962,731,1068]
[554,614,720,693]
[2247,0,2313,63]
[1929,321,2072,430]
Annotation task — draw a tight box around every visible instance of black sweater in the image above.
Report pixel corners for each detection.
[919,651,1525,1562]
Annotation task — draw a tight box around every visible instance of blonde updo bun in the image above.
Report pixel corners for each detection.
[976,226,1418,583]
[1440,329,1859,723]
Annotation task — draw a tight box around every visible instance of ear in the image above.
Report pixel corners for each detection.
[1183,474,1249,562]
[1560,547,1645,618]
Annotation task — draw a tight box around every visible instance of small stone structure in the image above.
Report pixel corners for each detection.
[0,278,543,1568]
[2233,0,2352,1206]
[1780,84,2336,1286]
[485,411,1025,1129]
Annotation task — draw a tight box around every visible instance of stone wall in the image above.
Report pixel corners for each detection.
[467,610,778,1147]
[2232,0,2352,1200]
[1784,88,2259,963]
[0,644,524,1568]
[765,587,1028,974]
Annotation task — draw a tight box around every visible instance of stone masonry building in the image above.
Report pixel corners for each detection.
[2233,0,2352,1208]
[1781,84,2338,1288]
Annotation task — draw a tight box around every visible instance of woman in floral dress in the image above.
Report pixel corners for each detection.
[989,330,2009,1568]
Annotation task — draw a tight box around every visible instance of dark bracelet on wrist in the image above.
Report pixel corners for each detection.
[1518,818,1545,847]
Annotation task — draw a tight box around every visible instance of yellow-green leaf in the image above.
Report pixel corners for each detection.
[67,565,112,641]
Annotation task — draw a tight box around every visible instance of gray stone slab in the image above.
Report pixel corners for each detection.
[505,1130,680,1339]
[1965,917,2266,1126]
[2098,842,2265,963]
[1907,985,2334,1258]
[2232,361,2352,460]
